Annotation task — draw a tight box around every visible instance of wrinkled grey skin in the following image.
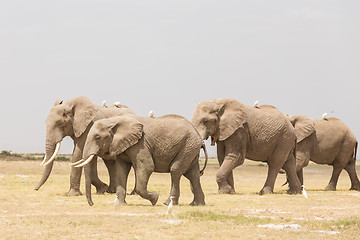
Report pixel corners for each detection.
[289,115,359,191]
[82,114,207,206]
[192,98,301,195]
[34,96,134,196]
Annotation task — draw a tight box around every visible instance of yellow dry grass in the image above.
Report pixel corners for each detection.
[0,158,359,240]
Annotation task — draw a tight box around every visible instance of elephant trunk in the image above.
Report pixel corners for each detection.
[84,163,94,206]
[34,141,57,190]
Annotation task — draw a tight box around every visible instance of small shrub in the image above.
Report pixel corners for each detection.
[0,150,12,156]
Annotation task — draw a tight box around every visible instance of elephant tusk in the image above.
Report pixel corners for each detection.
[69,159,85,166]
[74,155,95,168]
[42,142,61,166]
[40,155,47,166]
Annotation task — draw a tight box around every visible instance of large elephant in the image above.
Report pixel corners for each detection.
[74,114,208,206]
[191,98,301,195]
[289,115,359,191]
[34,96,134,196]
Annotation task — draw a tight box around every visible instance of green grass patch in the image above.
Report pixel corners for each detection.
[177,210,274,225]
[303,216,360,231]
[331,216,360,229]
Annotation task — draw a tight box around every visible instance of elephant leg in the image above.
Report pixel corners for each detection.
[164,159,184,206]
[114,159,132,206]
[103,159,117,193]
[90,157,109,194]
[282,153,301,194]
[297,168,304,186]
[67,166,83,196]
[134,162,158,206]
[216,149,243,195]
[260,164,280,195]
[344,159,360,191]
[295,151,310,186]
[183,162,205,206]
[260,148,290,195]
[67,148,83,196]
[217,142,235,191]
[128,167,137,195]
[325,164,343,191]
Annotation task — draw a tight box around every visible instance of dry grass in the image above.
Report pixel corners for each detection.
[0,158,359,239]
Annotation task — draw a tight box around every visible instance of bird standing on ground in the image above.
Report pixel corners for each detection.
[302,185,308,199]
[167,196,175,215]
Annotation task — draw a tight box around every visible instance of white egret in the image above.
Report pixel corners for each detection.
[254,100,260,108]
[149,110,154,118]
[167,196,175,215]
[302,185,308,199]
[102,100,107,107]
[114,101,121,107]
[322,113,328,119]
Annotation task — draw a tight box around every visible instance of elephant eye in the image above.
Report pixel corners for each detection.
[203,119,208,124]
[94,135,100,140]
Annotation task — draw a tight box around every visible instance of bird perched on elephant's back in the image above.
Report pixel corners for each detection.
[288,115,359,191]
[191,98,301,195]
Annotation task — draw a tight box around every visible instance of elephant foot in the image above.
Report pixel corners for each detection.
[190,199,205,206]
[66,188,82,196]
[128,188,137,195]
[149,191,159,206]
[287,186,301,195]
[325,183,336,191]
[106,185,117,194]
[259,186,273,195]
[96,184,109,194]
[218,185,236,194]
[349,185,360,191]
[114,197,127,206]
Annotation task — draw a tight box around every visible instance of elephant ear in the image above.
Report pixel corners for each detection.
[218,100,247,141]
[292,115,316,143]
[110,117,143,156]
[72,96,98,138]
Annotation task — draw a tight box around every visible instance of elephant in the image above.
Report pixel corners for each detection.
[288,115,359,191]
[34,96,134,196]
[74,114,208,206]
[191,98,301,195]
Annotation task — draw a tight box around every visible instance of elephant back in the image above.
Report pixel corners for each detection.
[246,105,294,143]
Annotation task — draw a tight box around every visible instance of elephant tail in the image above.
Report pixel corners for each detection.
[199,143,208,177]
[354,141,358,162]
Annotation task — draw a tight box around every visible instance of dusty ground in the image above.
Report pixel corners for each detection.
[0,158,359,239]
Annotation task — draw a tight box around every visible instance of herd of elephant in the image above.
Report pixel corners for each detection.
[34,96,359,206]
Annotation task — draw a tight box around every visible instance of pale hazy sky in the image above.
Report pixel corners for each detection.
[0,1,359,157]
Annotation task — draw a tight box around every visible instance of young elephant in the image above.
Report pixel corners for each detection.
[192,98,301,195]
[289,115,359,191]
[76,114,208,206]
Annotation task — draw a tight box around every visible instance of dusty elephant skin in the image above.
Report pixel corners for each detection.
[289,115,359,191]
[79,114,208,206]
[192,98,301,195]
[34,96,134,196]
